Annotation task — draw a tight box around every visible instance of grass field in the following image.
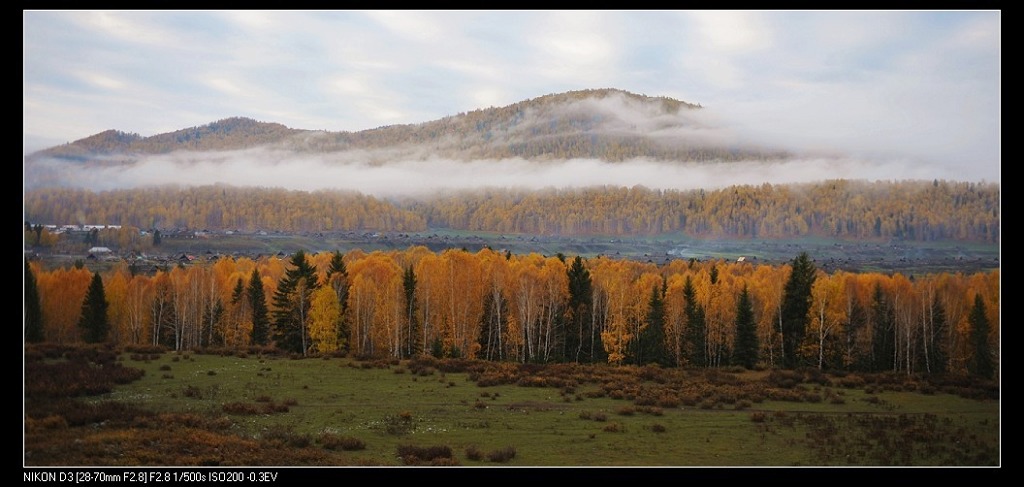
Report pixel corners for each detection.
[23,346,999,467]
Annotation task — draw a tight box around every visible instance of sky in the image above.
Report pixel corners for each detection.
[23,10,1001,186]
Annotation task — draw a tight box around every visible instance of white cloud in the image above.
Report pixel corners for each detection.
[205,77,246,97]
[72,11,175,46]
[528,11,620,81]
[688,11,772,53]
[75,70,125,90]
[362,10,449,43]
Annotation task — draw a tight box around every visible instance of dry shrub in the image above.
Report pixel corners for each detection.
[396,444,453,465]
[465,445,483,461]
[319,433,366,451]
[262,402,290,414]
[633,395,657,407]
[261,427,311,448]
[487,446,517,463]
[25,359,145,399]
[639,406,664,416]
[656,394,680,408]
[603,422,624,433]
[25,415,68,432]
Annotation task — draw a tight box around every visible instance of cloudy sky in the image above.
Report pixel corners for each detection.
[23,10,1000,183]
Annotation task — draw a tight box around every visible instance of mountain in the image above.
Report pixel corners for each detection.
[24,89,790,189]
[31,117,301,160]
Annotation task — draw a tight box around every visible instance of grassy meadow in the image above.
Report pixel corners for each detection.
[24,345,999,467]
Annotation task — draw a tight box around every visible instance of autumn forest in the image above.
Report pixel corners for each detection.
[24,179,999,241]
[25,242,999,378]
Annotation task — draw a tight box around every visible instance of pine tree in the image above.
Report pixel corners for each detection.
[927,294,948,375]
[967,294,994,379]
[25,259,44,343]
[780,252,816,368]
[870,283,895,372]
[635,281,670,366]
[248,269,270,346]
[732,285,758,369]
[271,250,318,355]
[78,272,109,343]
[401,265,420,358]
[565,256,594,363]
[682,275,706,368]
[324,251,350,353]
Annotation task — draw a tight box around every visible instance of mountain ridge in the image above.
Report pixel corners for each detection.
[28,89,776,159]
[24,88,791,189]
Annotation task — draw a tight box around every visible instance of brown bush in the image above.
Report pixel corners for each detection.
[261,427,311,448]
[319,433,366,451]
[397,444,453,465]
[25,359,145,399]
[656,395,680,408]
[487,446,517,463]
[603,422,624,433]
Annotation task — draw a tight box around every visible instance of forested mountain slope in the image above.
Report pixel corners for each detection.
[24,89,788,189]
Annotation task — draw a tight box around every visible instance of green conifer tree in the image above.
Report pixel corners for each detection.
[967,294,994,379]
[25,259,44,343]
[271,250,318,355]
[78,272,109,343]
[732,285,759,369]
[248,269,270,346]
[781,253,816,368]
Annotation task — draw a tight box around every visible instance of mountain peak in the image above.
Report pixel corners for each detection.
[528,88,702,111]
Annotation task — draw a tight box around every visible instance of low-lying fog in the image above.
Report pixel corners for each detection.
[29,150,966,198]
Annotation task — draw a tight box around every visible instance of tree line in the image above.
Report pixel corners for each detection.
[24,179,999,242]
[25,247,998,378]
